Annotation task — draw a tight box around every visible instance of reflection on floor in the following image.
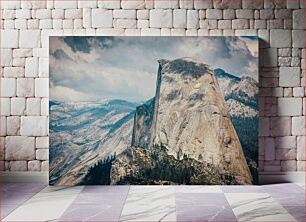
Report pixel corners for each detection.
[1,182,304,221]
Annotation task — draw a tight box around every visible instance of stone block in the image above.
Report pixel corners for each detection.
[270,117,291,136]
[3,67,24,78]
[1,98,10,116]
[28,160,41,171]
[36,137,49,148]
[259,117,269,136]
[2,9,16,19]
[39,58,49,77]
[293,9,305,29]
[297,161,305,171]
[5,136,35,160]
[20,116,48,136]
[83,8,91,28]
[154,0,178,9]
[194,0,213,9]
[7,116,20,136]
[242,0,263,9]
[140,28,161,36]
[121,0,145,9]
[92,9,113,28]
[180,0,193,8]
[293,87,304,97]
[39,19,52,29]
[287,0,300,8]
[65,9,82,19]
[1,117,6,137]
[25,57,38,77]
[292,30,305,48]
[19,30,41,48]
[223,9,235,19]
[281,160,297,171]
[98,0,120,9]
[16,78,34,97]
[9,161,27,171]
[13,58,25,67]
[297,136,305,161]
[206,9,222,19]
[187,10,199,29]
[278,98,303,116]
[36,149,48,160]
[15,9,31,19]
[275,9,292,19]
[1,30,19,48]
[11,97,26,115]
[1,49,12,67]
[264,137,275,160]
[173,9,187,28]
[236,9,254,19]
[275,136,297,149]
[137,20,149,28]
[113,9,136,18]
[1,1,20,9]
[218,20,232,29]
[13,49,32,58]
[292,116,305,136]
[1,78,16,97]
[35,78,49,98]
[232,19,249,29]
[150,9,172,28]
[255,20,267,29]
[270,29,291,48]
[15,19,27,29]
[114,19,137,28]
[279,67,301,87]
[213,0,241,8]
[54,1,77,9]
[35,9,51,19]
[26,98,41,116]
[276,148,297,160]
[78,0,97,8]
[137,10,149,19]
[52,9,64,18]
[41,161,49,171]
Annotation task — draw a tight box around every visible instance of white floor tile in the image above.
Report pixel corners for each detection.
[225,193,297,222]
[3,186,84,221]
[119,186,176,222]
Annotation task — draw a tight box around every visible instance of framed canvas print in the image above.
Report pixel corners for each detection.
[49,36,259,185]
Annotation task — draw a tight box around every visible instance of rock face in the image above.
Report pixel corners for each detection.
[154,58,252,184]
[131,98,155,149]
[131,58,253,184]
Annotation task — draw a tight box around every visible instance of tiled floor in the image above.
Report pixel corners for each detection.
[0,182,304,222]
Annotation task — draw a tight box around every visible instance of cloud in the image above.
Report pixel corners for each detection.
[50,86,92,102]
[50,36,258,102]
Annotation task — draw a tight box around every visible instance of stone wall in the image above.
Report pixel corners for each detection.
[0,0,305,172]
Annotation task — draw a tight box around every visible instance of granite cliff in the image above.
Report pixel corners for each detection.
[111,58,253,185]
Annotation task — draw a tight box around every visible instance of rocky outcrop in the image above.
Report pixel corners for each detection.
[153,59,251,184]
[150,58,252,184]
[131,98,155,149]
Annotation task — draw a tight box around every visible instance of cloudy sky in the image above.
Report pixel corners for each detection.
[50,36,258,103]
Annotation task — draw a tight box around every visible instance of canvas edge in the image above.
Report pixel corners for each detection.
[0,171,304,185]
